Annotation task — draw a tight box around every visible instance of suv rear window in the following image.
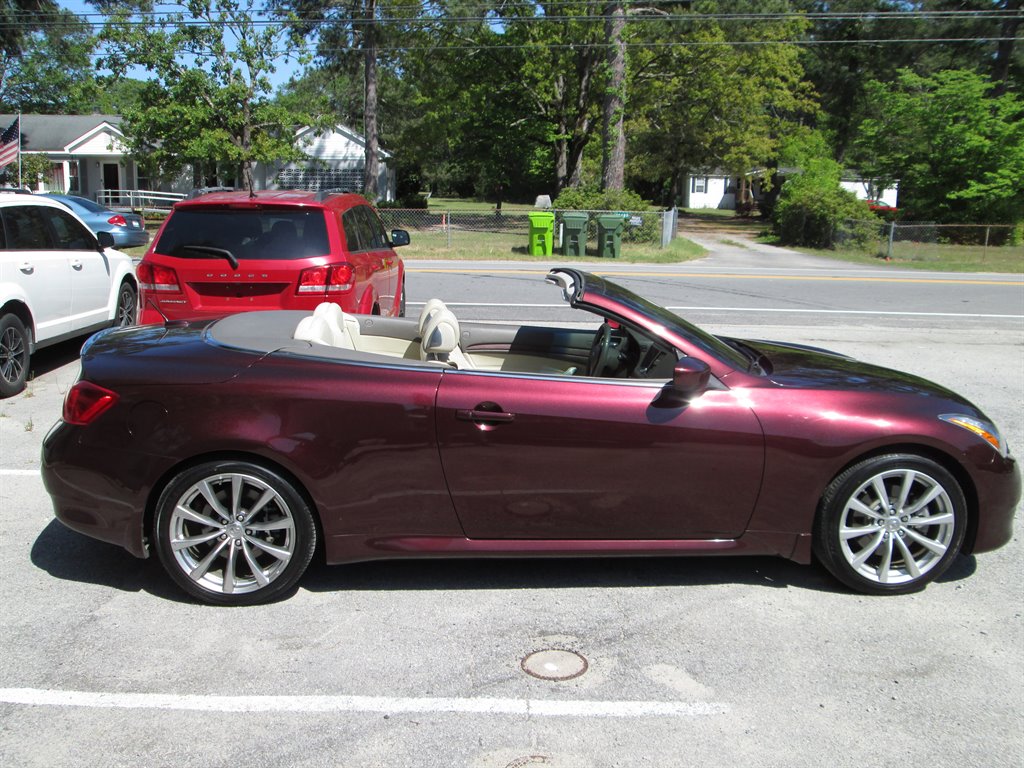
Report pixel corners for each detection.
[154,208,330,261]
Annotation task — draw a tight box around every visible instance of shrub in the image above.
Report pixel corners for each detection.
[774,161,877,248]
[553,186,650,212]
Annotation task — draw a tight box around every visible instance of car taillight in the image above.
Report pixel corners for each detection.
[297,263,355,294]
[137,263,181,293]
[63,381,119,425]
[107,214,128,226]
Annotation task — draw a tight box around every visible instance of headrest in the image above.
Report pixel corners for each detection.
[419,298,448,334]
[421,307,460,356]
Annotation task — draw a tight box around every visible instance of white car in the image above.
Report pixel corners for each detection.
[0,191,138,397]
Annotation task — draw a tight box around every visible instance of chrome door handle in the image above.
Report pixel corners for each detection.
[71,260,84,270]
[456,408,515,424]
[19,263,34,274]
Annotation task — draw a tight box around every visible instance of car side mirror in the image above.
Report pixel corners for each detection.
[655,357,711,407]
[96,231,115,250]
[390,229,410,247]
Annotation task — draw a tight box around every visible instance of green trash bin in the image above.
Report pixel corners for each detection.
[527,211,555,256]
[596,213,626,258]
[559,211,589,257]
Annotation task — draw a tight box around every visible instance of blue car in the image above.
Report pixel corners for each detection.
[41,194,149,249]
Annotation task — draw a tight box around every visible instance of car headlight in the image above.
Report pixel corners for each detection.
[940,414,1009,458]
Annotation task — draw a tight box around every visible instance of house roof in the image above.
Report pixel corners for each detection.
[0,114,124,152]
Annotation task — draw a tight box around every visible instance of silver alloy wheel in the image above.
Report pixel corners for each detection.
[0,319,27,391]
[838,468,956,586]
[168,472,296,596]
[115,283,137,326]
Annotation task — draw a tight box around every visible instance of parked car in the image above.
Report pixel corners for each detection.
[40,193,149,249]
[0,193,138,397]
[136,190,408,324]
[867,199,898,213]
[42,268,1019,605]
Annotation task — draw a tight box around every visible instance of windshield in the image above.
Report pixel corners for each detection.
[578,272,752,371]
[154,208,330,261]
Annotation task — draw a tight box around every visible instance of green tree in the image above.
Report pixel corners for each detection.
[1,0,58,58]
[0,8,99,113]
[95,0,313,191]
[626,0,815,205]
[851,69,1024,223]
[795,1,1022,160]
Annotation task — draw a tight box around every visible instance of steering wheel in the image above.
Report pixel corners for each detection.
[587,322,619,377]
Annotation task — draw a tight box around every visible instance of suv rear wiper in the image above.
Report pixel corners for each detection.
[179,245,239,270]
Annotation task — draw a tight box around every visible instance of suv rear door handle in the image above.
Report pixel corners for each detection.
[71,260,84,270]
[19,263,34,274]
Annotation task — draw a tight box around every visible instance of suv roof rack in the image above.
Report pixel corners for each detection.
[313,188,352,202]
[185,186,236,199]
[0,187,32,195]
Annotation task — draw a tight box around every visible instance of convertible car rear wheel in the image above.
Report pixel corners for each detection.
[154,461,317,605]
[815,454,966,594]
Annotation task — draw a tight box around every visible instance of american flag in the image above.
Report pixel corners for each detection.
[0,117,20,172]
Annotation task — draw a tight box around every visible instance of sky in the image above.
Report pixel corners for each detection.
[58,0,304,91]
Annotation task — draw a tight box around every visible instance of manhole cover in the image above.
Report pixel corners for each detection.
[520,649,588,681]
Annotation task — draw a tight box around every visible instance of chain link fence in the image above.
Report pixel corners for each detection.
[836,220,1023,263]
[377,208,677,255]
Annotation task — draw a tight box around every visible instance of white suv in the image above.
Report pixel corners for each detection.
[0,191,138,397]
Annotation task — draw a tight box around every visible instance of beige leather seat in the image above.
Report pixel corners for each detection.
[420,305,470,368]
[294,302,358,350]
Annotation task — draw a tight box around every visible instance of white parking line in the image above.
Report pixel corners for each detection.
[0,688,727,718]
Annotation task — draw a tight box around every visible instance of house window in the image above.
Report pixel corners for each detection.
[68,162,80,193]
[692,177,707,194]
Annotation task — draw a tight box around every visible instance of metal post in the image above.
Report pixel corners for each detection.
[446,211,451,249]
[887,222,896,260]
[984,225,990,261]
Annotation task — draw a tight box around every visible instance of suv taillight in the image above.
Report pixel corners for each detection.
[297,263,355,294]
[63,381,118,425]
[137,263,181,293]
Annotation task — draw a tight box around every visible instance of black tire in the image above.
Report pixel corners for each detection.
[154,461,317,606]
[399,284,407,317]
[814,453,966,595]
[114,280,137,327]
[0,313,30,398]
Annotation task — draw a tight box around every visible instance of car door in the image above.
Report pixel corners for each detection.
[40,206,112,329]
[0,205,73,342]
[435,369,765,540]
[361,206,398,313]
[340,207,382,312]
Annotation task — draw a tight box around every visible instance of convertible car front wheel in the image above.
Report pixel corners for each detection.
[814,454,966,595]
[154,461,317,605]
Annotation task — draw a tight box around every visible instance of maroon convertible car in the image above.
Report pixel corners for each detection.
[42,269,1019,605]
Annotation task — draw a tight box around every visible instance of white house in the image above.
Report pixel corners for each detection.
[1,114,395,203]
[839,177,898,207]
[681,171,736,210]
[683,168,899,210]
[0,114,139,200]
[257,124,395,202]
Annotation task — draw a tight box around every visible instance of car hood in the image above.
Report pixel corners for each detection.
[748,339,973,405]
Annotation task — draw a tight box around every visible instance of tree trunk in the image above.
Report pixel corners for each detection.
[601,0,626,191]
[992,0,1020,96]
[363,0,379,200]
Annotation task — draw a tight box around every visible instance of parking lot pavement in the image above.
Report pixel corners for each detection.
[0,327,1021,767]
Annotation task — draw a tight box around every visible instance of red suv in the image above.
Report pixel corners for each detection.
[138,190,408,324]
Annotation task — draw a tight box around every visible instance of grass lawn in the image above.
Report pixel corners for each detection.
[400,233,706,263]
[782,241,1024,273]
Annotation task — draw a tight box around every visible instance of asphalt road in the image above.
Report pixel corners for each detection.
[1,247,1022,767]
